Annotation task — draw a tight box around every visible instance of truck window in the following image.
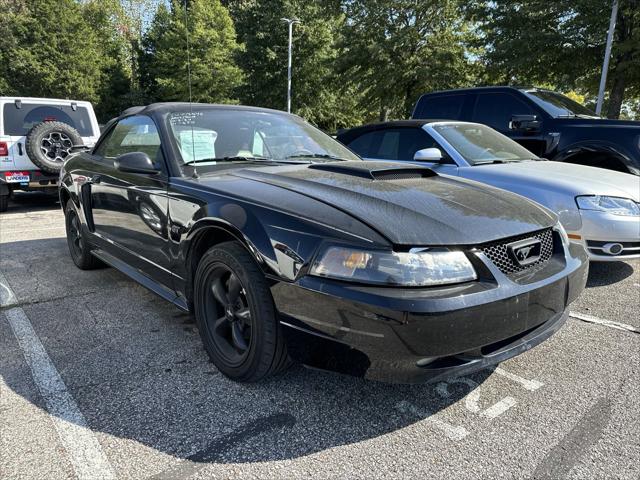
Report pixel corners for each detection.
[471,93,535,130]
[414,94,465,119]
[2,103,94,137]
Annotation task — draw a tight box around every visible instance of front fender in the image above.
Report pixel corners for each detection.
[554,140,637,173]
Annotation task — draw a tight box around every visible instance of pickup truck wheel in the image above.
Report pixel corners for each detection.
[0,194,8,213]
[64,201,100,270]
[26,122,83,174]
[194,241,290,382]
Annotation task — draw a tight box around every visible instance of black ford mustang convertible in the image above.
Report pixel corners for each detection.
[59,103,588,383]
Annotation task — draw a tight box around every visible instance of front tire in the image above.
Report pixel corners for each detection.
[64,201,100,270]
[194,241,290,382]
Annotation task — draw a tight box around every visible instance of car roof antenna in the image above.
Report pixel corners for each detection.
[183,0,198,179]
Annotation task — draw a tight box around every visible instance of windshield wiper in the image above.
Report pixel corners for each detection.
[183,156,271,165]
[475,159,528,165]
[284,153,345,162]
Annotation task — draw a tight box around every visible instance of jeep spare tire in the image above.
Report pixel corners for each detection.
[25,121,83,174]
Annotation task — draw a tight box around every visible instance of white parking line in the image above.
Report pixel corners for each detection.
[395,400,469,441]
[480,397,517,419]
[0,271,18,307]
[570,311,639,334]
[493,367,544,391]
[4,306,116,479]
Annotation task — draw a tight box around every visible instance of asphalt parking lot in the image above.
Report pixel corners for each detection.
[1,192,639,480]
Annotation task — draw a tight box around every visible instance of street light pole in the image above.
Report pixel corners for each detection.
[281,17,300,113]
[595,0,619,116]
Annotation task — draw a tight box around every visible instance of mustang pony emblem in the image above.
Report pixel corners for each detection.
[507,238,543,267]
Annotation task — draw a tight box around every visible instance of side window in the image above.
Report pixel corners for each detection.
[396,128,439,161]
[415,94,465,120]
[347,128,440,161]
[94,115,163,166]
[472,93,534,130]
[346,131,382,158]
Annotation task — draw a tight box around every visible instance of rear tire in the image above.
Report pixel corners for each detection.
[0,194,8,213]
[64,201,100,270]
[194,241,290,382]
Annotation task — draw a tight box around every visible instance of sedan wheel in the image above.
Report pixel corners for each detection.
[194,241,290,382]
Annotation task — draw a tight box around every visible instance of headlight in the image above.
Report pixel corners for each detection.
[576,195,640,216]
[310,246,477,286]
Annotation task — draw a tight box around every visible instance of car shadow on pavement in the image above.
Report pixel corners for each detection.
[4,191,59,214]
[586,261,635,287]
[0,237,492,471]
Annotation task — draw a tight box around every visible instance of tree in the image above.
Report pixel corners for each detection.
[140,0,243,104]
[0,0,106,103]
[230,0,366,131]
[466,0,640,118]
[340,0,480,121]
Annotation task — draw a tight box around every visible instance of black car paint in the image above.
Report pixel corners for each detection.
[59,103,588,383]
[412,86,640,175]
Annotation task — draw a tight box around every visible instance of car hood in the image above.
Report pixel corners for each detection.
[461,161,640,201]
[554,117,640,129]
[230,161,556,246]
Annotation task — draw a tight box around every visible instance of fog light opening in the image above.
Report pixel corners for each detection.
[602,243,623,255]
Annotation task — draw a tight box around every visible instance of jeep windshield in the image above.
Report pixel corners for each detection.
[433,123,540,165]
[523,90,599,119]
[168,109,360,166]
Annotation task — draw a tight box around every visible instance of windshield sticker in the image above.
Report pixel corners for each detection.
[179,129,217,162]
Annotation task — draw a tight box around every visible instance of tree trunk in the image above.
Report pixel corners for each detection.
[606,69,626,119]
[379,105,389,122]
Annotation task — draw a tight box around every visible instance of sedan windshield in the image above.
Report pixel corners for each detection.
[523,90,599,118]
[433,123,539,165]
[167,108,360,165]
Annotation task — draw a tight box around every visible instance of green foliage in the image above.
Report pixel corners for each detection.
[0,0,105,102]
[230,0,363,131]
[140,0,243,104]
[341,0,480,120]
[1,0,637,123]
[467,0,640,118]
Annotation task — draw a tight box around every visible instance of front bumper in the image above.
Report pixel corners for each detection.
[272,241,588,383]
[577,210,640,261]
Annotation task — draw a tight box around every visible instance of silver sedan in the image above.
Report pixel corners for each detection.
[338,120,640,261]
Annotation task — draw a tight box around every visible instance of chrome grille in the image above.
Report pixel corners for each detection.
[480,228,554,275]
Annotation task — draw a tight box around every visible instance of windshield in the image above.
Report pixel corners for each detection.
[523,90,598,118]
[167,108,360,166]
[433,123,539,165]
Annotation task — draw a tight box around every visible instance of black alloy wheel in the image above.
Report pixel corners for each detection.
[205,265,253,365]
[64,201,101,270]
[194,242,290,382]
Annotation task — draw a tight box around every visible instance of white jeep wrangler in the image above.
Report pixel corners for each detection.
[0,97,101,212]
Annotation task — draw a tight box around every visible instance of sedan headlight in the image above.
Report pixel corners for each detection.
[576,195,640,216]
[310,246,477,286]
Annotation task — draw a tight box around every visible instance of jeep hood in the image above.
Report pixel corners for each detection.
[231,161,555,246]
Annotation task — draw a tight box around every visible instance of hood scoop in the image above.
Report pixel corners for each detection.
[308,162,436,180]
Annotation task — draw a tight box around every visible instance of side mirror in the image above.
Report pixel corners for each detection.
[414,147,443,162]
[509,114,541,131]
[115,152,160,174]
